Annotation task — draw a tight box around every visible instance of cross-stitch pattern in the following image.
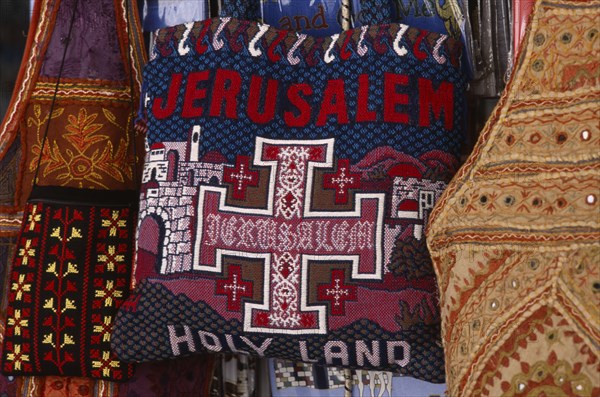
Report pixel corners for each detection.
[0,0,148,388]
[3,191,136,380]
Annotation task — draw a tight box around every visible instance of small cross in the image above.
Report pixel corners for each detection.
[318,269,357,316]
[97,245,125,272]
[92,350,121,378]
[5,343,30,370]
[223,155,259,200]
[11,274,32,301]
[8,309,29,336]
[95,280,123,307]
[216,265,253,311]
[323,159,361,204]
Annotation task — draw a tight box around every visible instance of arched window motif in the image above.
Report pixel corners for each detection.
[209,175,219,185]
[137,215,165,276]
[167,150,179,181]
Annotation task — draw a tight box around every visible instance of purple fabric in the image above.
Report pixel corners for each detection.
[40,0,126,81]
[118,355,215,397]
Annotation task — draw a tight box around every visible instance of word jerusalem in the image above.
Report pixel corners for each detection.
[151,69,455,130]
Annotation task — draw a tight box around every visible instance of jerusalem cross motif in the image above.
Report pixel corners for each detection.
[317,269,358,316]
[323,159,361,204]
[216,265,254,311]
[194,138,384,334]
[223,156,259,200]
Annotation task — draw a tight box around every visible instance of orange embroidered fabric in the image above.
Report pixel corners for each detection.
[20,84,137,203]
[426,0,600,396]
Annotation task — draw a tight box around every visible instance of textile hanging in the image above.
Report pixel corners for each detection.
[426,0,600,395]
[112,0,468,382]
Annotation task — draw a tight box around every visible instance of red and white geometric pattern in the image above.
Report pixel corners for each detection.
[194,138,385,334]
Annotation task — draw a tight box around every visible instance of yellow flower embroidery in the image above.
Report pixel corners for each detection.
[43,297,55,311]
[92,351,120,378]
[63,262,79,277]
[95,280,123,307]
[101,210,128,236]
[98,245,125,272]
[8,310,29,336]
[11,274,32,301]
[42,333,55,347]
[68,227,83,241]
[61,334,76,348]
[5,344,30,370]
[17,239,36,265]
[46,262,57,275]
[62,298,77,313]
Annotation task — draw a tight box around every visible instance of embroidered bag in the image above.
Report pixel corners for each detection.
[2,0,138,381]
[112,0,467,382]
[426,0,600,395]
[3,188,137,380]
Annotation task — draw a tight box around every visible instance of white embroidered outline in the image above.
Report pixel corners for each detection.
[249,23,269,57]
[192,137,385,334]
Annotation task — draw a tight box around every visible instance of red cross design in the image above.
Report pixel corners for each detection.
[193,138,384,334]
[93,279,124,308]
[4,343,31,371]
[223,155,259,200]
[317,269,357,316]
[7,308,30,337]
[216,265,254,311]
[323,159,361,204]
[11,273,33,302]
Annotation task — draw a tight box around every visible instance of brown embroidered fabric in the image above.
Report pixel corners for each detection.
[20,84,136,201]
[427,0,600,395]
